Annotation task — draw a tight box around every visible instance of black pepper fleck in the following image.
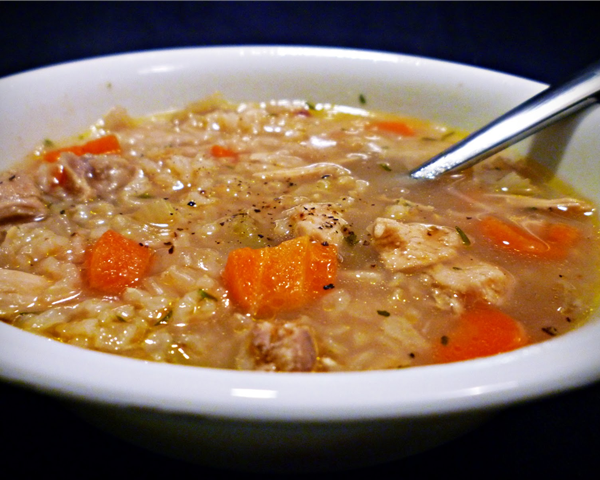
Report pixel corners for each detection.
[542,326,558,336]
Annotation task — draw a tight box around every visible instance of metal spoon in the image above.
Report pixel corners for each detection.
[409,60,600,180]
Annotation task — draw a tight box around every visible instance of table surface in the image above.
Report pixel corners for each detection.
[2,3,600,477]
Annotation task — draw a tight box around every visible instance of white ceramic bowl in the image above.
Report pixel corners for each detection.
[1,46,599,473]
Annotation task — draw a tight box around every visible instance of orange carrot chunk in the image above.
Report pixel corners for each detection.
[480,216,548,255]
[434,304,528,364]
[85,230,152,295]
[211,144,238,158]
[545,222,580,249]
[50,164,68,186]
[222,236,337,318]
[369,120,416,137]
[480,216,580,259]
[44,134,121,163]
[79,135,121,156]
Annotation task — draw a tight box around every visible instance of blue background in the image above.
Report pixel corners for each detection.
[3,1,600,84]
[2,2,599,478]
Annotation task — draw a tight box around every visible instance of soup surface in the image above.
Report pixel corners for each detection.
[1,94,599,371]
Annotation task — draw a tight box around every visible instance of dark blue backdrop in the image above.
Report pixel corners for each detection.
[2,2,600,84]
[2,2,600,479]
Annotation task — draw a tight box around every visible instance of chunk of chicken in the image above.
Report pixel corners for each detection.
[277,203,349,247]
[368,218,462,272]
[0,268,52,316]
[485,194,595,216]
[249,321,318,372]
[253,162,351,181]
[87,155,136,199]
[0,171,47,224]
[421,260,513,313]
[0,268,51,294]
[38,152,135,201]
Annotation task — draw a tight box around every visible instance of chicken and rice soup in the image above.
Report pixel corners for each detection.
[1,94,599,371]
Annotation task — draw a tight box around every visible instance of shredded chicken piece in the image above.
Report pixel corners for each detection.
[368,218,462,272]
[485,194,595,216]
[0,171,47,223]
[276,203,349,247]
[183,91,236,115]
[38,152,135,201]
[249,321,318,372]
[0,268,53,316]
[421,261,513,313]
[87,155,136,199]
[0,268,51,294]
[102,106,136,131]
[253,162,351,181]
[57,153,95,200]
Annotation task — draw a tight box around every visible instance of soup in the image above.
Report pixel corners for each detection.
[1,94,599,371]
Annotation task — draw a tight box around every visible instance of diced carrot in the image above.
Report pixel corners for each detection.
[222,236,337,317]
[480,216,547,255]
[49,164,67,186]
[44,134,121,162]
[85,230,152,295]
[45,146,84,163]
[433,304,528,363]
[545,222,580,247]
[480,216,580,259]
[78,135,121,156]
[211,144,238,158]
[369,120,416,136]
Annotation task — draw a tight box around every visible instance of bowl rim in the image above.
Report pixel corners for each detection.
[1,45,599,422]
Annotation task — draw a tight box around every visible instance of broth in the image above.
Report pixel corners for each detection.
[1,94,599,371]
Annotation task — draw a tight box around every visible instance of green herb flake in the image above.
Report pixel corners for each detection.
[116,315,127,322]
[359,93,367,105]
[155,310,173,326]
[199,290,218,301]
[455,226,471,246]
[137,193,153,199]
[377,310,391,317]
[306,101,316,111]
[344,232,359,246]
[43,139,55,147]
[379,163,392,172]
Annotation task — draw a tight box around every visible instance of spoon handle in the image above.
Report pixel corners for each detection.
[409,60,600,180]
